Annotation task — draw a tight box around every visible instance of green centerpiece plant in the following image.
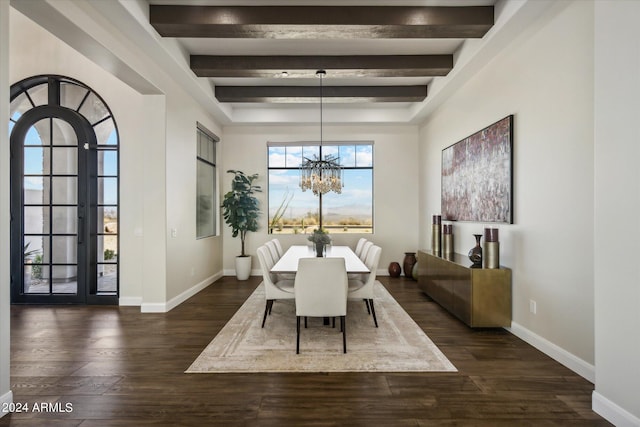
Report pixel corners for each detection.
[222,170,261,280]
[308,228,331,257]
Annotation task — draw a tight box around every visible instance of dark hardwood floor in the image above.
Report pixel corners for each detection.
[1,276,611,426]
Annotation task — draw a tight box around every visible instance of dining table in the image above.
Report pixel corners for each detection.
[271,244,369,326]
[271,245,369,274]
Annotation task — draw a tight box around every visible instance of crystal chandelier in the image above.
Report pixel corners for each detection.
[299,70,343,196]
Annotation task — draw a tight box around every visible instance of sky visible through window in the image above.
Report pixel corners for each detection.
[11,112,117,202]
[268,144,373,233]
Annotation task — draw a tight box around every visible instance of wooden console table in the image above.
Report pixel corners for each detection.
[417,250,512,328]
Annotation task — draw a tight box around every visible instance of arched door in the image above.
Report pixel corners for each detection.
[9,75,118,304]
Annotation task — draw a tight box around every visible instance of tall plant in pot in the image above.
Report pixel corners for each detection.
[222,170,261,280]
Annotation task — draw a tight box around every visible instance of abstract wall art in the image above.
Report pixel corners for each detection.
[441,115,513,223]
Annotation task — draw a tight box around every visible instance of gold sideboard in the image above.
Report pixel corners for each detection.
[417,250,512,328]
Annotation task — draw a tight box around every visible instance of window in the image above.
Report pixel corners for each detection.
[267,142,373,234]
[196,125,218,238]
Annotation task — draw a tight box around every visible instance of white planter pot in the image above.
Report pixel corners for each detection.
[235,255,252,281]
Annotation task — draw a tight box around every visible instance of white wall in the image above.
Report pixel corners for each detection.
[0,0,14,415]
[593,1,640,425]
[221,124,419,275]
[419,0,595,374]
[164,89,224,304]
[9,8,224,310]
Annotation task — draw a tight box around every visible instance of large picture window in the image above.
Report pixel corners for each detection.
[267,142,373,234]
[196,125,218,239]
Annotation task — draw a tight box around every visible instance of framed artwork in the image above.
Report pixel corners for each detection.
[441,115,513,223]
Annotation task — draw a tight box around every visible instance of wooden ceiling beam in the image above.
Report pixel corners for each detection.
[215,85,427,103]
[191,55,453,78]
[150,6,494,39]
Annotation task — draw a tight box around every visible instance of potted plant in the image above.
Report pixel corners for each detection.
[308,228,331,257]
[222,170,261,280]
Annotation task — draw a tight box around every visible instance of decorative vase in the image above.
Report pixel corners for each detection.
[412,262,419,281]
[403,252,417,278]
[443,224,454,256]
[315,243,325,257]
[484,228,500,269]
[468,234,483,267]
[431,215,442,256]
[388,262,401,278]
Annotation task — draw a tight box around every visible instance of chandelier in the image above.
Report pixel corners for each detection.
[299,70,343,196]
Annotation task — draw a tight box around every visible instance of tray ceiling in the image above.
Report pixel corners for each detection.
[148,1,496,105]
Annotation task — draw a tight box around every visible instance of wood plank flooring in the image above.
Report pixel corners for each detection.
[1,276,611,426]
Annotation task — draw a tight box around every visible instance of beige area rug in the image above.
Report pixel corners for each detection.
[186,282,456,373]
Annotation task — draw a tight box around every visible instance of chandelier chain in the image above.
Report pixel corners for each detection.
[299,70,344,196]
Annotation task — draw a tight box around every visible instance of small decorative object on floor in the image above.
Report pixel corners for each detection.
[388,262,401,278]
[403,252,417,278]
[431,215,442,256]
[484,228,500,269]
[308,229,331,257]
[443,224,454,256]
[468,234,483,267]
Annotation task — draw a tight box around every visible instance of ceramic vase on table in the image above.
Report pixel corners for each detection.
[403,252,417,278]
[315,243,325,257]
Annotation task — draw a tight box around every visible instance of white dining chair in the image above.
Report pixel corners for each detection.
[265,240,280,263]
[354,238,368,258]
[257,245,295,328]
[267,239,295,280]
[271,238,284,258]
[358,241,374,262]
[348,245,382,328]
[349,238,370,280]
[295,258,348,354]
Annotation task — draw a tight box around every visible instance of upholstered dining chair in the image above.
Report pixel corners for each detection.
[358,241,374,262]
[354,238,368,258]
[348,245,382,328]
[295,258,348,354]
[349,238,369,280]
[265,240,280,263]
[257,245,295,328]
[271,238,284,258]
[266,239,295,280]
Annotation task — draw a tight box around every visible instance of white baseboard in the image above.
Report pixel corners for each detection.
[140,302,166,313]
[140,271,224,313]
[507,321,595,383]
[0,390,13,418]
[593,391,640,427]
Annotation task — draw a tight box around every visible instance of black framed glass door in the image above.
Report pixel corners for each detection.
[10,76,118,304]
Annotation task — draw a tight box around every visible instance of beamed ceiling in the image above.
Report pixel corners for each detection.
[149,2,496,104]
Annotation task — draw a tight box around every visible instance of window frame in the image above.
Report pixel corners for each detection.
[267,141,374,234]
[196,124,219,239]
